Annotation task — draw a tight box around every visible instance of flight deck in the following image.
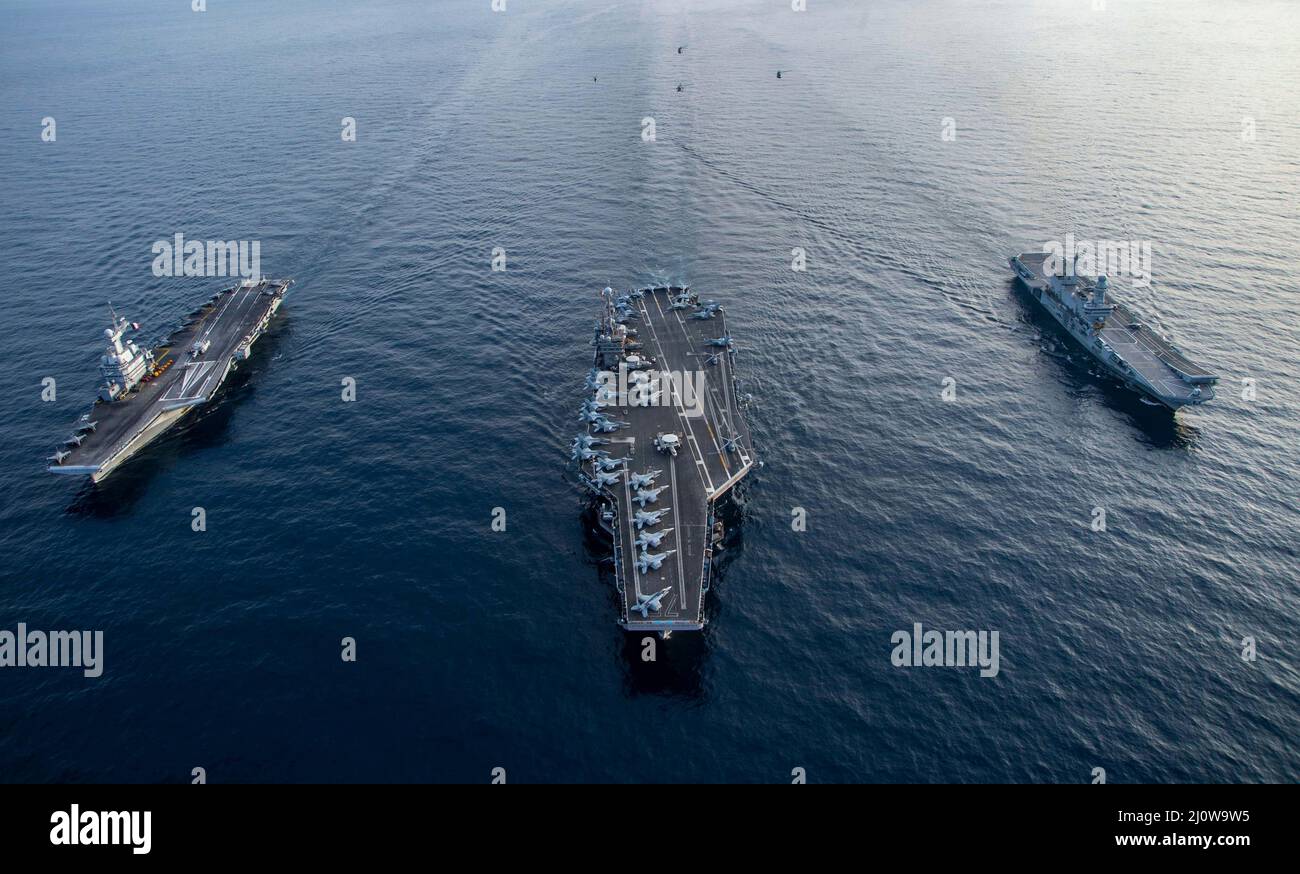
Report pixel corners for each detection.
[578,285,755,632]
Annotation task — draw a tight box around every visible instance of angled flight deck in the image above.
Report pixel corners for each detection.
[579,285,755,632]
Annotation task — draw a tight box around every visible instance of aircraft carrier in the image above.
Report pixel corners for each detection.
[575,285,756,633]
[47,278,292,482]
[1010,251,1218,409]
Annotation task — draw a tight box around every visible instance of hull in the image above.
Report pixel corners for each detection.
[80,406,193,482]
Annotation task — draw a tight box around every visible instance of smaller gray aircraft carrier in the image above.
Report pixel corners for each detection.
[1010,251,1217,409]
[575,285,756,633]
[47,278,292,482]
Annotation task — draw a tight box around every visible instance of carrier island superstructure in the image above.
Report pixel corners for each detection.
[47,278,292,482]
[574,286,756,633]
[1009,252,1217,409]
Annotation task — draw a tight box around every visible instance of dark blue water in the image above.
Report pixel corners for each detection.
[2,0,1297,783]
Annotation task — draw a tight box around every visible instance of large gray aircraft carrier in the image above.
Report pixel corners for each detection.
[575,285,756,633]
[47,278,292,482]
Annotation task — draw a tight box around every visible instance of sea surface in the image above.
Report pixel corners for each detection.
[1,0,1297,783]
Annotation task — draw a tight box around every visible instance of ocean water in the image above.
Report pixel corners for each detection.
[1,0,1297,783]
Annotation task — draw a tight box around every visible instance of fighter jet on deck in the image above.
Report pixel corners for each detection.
[571,444,610,462]
[631,586,672,617]
[593,469,622,488]
[634,527,674,550]
[590,415,629,433]
[632,485,669,507]
[636,549,677,574]
[628,469,662,489]
[633,508,671,529]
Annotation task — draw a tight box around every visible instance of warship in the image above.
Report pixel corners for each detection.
[47,278,292,482]
[574,286,755,633]
[1010,252,1217,409]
